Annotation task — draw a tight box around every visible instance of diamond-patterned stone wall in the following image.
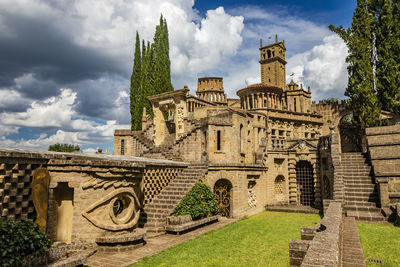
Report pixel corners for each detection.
[142,167,184,206]
[0,163,40,221]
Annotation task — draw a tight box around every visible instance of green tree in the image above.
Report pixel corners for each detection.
[153,15,174,95]
[130,32,142,130]
[130,15,174,130]
[330,0,381,130]
[48,143,75,152]
[370,0,400,114]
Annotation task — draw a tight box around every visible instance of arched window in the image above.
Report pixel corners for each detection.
[267,50,271,58]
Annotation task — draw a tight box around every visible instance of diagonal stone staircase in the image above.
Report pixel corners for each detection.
[342,152,385,222]
[139,164,208,235]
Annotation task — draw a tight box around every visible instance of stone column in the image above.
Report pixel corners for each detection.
[377,178,390,208]
[153,106,168,146]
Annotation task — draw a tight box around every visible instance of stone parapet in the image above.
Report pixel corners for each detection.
[300,201,343,267]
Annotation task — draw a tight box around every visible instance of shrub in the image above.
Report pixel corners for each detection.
[172,183,218,220]
[0,219,51,266]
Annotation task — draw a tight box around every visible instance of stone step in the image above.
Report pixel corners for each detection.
[345,200,378,207]
[344,185,375,191]
[346,210,385,222]
[345,191,377,197]
[345,205,381,212]
[344,181,375,186]
[345,196,378,202]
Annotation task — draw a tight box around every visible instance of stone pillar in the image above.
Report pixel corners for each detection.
[153,106,168,146]
[288,158,297,204]
[377,178,390,208]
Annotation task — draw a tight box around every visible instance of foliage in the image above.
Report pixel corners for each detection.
[358,221,400,266]
[130,32,142,130]
[48,143,75,152]
[172,183,218,220]
[132,211,320,267]
[0,219,50,267]
[371,0,400,115]
[320,98,341,105]
[130,14,174,130]
[330,0,382,133]
[330,0,400,132]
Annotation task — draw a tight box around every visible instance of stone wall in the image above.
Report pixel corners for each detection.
[366,124,400,208]
[0,148,187,244]
[205,165,267,218]
[290,201,343,267]
[311,101,348,136]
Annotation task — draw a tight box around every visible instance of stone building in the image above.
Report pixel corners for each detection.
[114,36,341,220]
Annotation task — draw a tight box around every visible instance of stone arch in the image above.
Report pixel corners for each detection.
[274,175,286,203]
[214,179,233,217]
[322,175,332,200]
[339,113,360,152]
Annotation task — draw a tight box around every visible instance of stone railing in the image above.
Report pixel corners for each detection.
[330,130,344,202]
[289,201,343,267]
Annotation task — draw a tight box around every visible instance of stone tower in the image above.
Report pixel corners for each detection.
[259,35,286,90]
[196,77,227,105]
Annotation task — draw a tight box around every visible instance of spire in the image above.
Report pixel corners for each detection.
[275,34,278,43]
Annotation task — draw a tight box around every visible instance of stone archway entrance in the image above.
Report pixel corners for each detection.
[214,179,232,217]
[295,161,315,206]
[339,114,360,152]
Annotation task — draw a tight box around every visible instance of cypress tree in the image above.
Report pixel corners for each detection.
[330,0,381,130]
[130,32,141,130]
[162,17,174,93]
[152,15,174,95]
[129,15,174,130]
[374,0,400,114]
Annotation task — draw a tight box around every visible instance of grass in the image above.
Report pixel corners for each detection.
[132,211,320,267]
[357,222,400,267]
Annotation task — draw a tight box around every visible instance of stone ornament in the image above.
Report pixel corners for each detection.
[32,167,50,232]
[82,188,140,231]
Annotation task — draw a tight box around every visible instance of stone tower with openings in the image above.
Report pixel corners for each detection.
[259,34,286,90]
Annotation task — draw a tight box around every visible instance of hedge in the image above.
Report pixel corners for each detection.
[0,219,50,266]
[172,183,218,220]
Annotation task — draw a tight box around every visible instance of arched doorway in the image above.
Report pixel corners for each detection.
[339,114,360,152]
[295,161,315,206]
[214,179,232,217]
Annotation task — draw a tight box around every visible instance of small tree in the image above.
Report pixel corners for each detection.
[48,143,75,152]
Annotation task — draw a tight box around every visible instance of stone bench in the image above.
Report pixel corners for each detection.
[165,215,219,235]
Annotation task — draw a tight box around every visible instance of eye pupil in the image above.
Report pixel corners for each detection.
[113,199,124,216]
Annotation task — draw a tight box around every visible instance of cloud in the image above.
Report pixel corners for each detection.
[286,35,348,99]
[0,1,349,151]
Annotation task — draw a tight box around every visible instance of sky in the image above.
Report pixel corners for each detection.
[0,0,356,154]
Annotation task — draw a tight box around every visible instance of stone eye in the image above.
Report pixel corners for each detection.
[82,188,141,231]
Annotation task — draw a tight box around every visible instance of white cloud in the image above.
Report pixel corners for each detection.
[0,1,350,151]
[286,35,348,99]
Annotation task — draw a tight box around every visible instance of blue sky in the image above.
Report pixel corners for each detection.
[0,0,356,153]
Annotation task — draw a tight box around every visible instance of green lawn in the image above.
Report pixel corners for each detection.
[132,211,320,267]
[357,222,400,267]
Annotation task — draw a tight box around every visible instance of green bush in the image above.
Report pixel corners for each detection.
[172,183,218,220]
[0,219,51,266]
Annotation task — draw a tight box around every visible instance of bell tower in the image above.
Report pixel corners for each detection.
[259,35,287,90]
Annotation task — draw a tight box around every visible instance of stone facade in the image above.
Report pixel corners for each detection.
[0,148,187,245]
[114,37,339,218]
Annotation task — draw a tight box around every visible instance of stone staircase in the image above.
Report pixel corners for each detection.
[342,152,385,222]
[139,164,208,235]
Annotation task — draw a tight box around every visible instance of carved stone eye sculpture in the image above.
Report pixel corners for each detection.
[82,188,141,231]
